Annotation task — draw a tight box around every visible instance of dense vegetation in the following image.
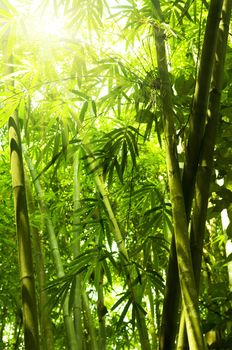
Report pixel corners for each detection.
[1,0,232,349]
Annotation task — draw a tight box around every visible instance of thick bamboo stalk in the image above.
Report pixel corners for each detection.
[2,7,40,345]
[182,0,224,217]
[177,1,232,348]
[154,6,205,349]
[9,117,40,350]
[153,0,223,348]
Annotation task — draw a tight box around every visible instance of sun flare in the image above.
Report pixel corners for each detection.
[11,0,67,42]
[31,11,66,38]
[28,3,66,41]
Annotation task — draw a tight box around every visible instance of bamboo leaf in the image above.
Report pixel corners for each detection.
[53,132,61,159]
[83,264,95,286]
[127,129,139,155]
[115,157,123,183]
[125,133,137,167]
[111,290,131,311]
[0,97,19,127]
[135,109,155,123]
[121,140,127,176]
[107,160,115,187]
[102,259,112,285]
[61,121,69,160]
[79,100,89,123]
[144,118,153,141]
[91,100,97,117]
[117,298,132,328]
[34,150,63,181]
[71,89,91,100]
[134,301,147,316]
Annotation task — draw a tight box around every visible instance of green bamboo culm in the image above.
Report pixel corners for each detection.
[24,151,78,350]
[153,1,206,348]
[73,150,83,348]
[9,116,40,350]
[70,112,151,350]
[153,0,224,348]
[25,171,54,350]
[178,0,232,348]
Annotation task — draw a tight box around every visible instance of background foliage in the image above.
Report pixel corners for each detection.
[1,0,232,349]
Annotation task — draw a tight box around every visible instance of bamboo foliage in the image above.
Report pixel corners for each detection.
[1,0,232,348]
[70,113,151,350]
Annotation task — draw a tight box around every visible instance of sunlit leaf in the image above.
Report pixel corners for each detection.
[111,290,131,311]
[79,100,89,123]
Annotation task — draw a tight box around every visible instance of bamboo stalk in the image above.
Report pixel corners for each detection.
[73,150,83,348]
[9,117,40,350]
[24,151,78,350]
[71,115,151,350]
[153,0,223,348]
[177,0,232,348]
[25,172,54,350]
[153,3,205,348]
[182,0,224,217]
[2,18,40,347]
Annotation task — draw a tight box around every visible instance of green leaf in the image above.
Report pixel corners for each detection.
[91,100,97,117]
[107,160,115,187]
[102,259,112,285]
[111,290,131,311]
[135,109,155,123]
[134,301,147,316]
[0,96,19,127]
[144,118,153,141]
[53,132,61,159]
[117,298,132,328]
[174,74,195,95]
[71,89,91,101]
[121,140,127,176]
[115,157,123,183]
[79,101,89,123]
[125,133,136,167]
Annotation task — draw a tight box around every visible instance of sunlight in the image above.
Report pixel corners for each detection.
[10,0,67,41]
[28,1,66,41]
[31,11,65,39]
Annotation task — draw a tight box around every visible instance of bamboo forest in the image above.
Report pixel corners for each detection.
[1,0,232,349]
